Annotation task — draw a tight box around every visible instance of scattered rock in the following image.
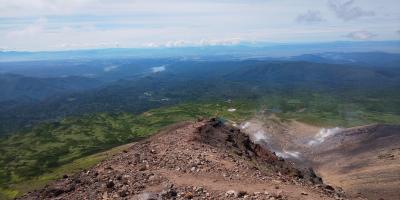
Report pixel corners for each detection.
[106,180,114,189]
[139,165,147,171]
[325,185,335,191]
[183,192,194,199]
[226,190,237,197]
[118,188,128,197]
[301,191,308,195]
[237,191,247,198]
[161,188,177,198]
[45,188,64,197]
[136,192,159,200]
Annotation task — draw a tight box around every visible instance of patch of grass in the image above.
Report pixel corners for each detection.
[4,144,131,199]
[278,106,400,128]
[258,93,400,127]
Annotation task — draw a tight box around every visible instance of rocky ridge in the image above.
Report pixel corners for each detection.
[19,118,345,200]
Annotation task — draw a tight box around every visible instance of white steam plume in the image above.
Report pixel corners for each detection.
[308,127,343,146]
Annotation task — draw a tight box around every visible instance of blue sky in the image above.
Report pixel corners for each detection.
[0,0,399,51]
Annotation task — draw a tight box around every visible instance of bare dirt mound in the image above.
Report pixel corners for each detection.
[18,118,344,200]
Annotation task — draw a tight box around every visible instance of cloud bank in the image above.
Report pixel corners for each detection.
[328,0,375,21]
[344,31,377,40]
[296,10,324,23]
[0,0,399,51]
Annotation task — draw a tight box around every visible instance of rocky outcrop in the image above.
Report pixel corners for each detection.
[196,118,323,184]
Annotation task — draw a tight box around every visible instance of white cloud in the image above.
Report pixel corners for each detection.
[0,0,399,51]
[296,10,324,23]
[143,43,160,48]
[104,65,119,72]
[152,65,166,73]
[199,38,242,46]
[5,17,47,39]
[139,38,243,49]
[159,38,242,48]
[164,40,188,48]
[344,30,377,40]
[328,0,375,21]
[0,0,112,17]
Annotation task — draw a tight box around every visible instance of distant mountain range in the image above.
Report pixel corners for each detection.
[1,51,399,79]
[1,41,399,62]
[287,52,400,68]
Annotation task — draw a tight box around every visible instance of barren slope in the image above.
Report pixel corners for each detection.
[239,116,400,200]
[311,124,400,200]
[19,119,343,200]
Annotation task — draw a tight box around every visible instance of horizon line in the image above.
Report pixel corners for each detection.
[1,40,399,53]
